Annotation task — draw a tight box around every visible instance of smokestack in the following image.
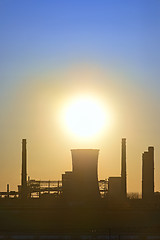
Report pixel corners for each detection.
[142,146,154,200]
[21,139,27,198]
[7,184,9,198]
[121,138,126,198]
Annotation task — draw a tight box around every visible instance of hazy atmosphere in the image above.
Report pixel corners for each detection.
[0,0,160,194]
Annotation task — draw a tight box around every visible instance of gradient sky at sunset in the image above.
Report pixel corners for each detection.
[0,0,160,193]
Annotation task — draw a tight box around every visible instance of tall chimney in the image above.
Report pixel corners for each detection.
[121,138,126,198]
[21,139,27,198]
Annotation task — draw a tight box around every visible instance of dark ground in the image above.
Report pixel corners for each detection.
[0,198,160,235]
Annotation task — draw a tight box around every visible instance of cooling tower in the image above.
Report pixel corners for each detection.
[71,149,100,200]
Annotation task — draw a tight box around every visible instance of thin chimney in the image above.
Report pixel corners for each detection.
[121,138,127,198]
[21,139,27,198]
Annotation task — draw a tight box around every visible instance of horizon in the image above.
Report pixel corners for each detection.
[0,136,157,195]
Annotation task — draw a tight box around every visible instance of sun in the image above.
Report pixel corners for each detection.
[63,96,109,138]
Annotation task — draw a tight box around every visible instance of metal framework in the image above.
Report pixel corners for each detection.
[28,179,62,198]
[0,179,108,199]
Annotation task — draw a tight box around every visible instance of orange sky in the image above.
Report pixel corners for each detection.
[1,65,160,194]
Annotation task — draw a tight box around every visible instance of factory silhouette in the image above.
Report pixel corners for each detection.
[0,138,156,202]
[1,138,160,238]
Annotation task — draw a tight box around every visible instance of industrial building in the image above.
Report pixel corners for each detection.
[142,146,154,200]
[108,177,121,199]
[107,138,127,200]
[0,138,160,237]
[0,138,157,203]
[62,149,100,201]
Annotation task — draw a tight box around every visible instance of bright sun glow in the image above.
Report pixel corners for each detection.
[63,96,109,138]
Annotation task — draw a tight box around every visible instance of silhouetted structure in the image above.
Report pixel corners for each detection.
[72,149,100,200]
[21,139,27,199]
[0,138,159,205]
[7,184,9,198]
[1,138,160,236]
[108,138,127,200]
[62,171,73,199]
[142,146,154,200]
[62,149,100,201]
[27,179,62,198]
[121,138,127,199]
[108,177,121,200]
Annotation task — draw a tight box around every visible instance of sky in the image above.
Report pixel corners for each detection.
[0,0,160,193]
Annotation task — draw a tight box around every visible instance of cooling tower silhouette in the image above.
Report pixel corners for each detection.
[71,149,100,200]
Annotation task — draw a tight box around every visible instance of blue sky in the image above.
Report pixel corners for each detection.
[1,0,160,86]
